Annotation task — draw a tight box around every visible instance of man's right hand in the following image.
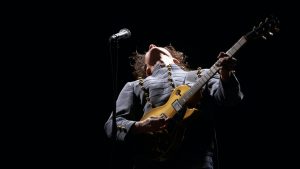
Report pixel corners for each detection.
[132,116,169,134]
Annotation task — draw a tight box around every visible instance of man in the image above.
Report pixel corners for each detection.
[104,44,243,169]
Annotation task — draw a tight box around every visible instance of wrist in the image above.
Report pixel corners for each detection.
[220,69,232,81]
[131,121,144,134]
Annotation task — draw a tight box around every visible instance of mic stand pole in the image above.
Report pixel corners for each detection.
[108,37,119,169]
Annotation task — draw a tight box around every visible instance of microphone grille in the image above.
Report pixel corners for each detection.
[120,28,131,37]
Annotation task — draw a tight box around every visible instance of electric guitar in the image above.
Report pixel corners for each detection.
[137,16,280,161]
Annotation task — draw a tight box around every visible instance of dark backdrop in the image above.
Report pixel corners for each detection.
[20,2,298,169]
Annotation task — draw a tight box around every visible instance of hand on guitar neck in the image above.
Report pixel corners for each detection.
[217,52,237,82]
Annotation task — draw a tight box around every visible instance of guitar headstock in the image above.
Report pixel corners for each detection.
[245,15,280,41]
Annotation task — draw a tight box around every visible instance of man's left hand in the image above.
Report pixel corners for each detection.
[217,52,237,81]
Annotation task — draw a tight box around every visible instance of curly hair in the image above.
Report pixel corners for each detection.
[130,45,189,79]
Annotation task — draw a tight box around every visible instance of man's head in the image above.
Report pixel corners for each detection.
[130,44,189,79]
[144,44,180,76]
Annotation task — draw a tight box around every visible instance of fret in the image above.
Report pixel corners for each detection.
[199,74,209,87]
[226,50,233,57]
[238,36,246,45]
[230,45,238,54]
[227,37,247,57]
[185,91,192,99]
[211,65,219,73]
[203,74,210,81]
[233,42,242,51]
[231,46,238,53]
[207,70,213,77]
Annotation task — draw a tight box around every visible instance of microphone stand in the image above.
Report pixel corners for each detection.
[108,37,119,169]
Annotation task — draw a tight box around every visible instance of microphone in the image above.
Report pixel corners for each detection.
[109,28,131,41]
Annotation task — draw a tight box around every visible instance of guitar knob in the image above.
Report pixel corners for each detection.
[176,89,181,96]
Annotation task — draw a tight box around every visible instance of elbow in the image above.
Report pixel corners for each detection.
[104,120,113,139]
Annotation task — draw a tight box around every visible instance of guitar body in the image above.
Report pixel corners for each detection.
[140,85,198,121]
[137,85,199,161]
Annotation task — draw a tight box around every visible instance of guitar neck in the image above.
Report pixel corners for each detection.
[178,36,247,106]
[226,36,247,57]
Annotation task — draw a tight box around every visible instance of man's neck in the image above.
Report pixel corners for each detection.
[160,54,175,65]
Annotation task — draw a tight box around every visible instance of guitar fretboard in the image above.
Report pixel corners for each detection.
[226,36,247,57]
[178,36,247,106]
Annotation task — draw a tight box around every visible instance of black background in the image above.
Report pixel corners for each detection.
[14,1,298,169]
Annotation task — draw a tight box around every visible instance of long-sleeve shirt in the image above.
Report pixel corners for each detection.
[104,63,243,169]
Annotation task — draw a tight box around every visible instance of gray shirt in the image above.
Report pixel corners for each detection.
[104,63,243,168]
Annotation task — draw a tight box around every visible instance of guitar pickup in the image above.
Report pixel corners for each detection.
[172,99,182,112]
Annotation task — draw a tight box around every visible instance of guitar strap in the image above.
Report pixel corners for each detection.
[184,67,204,85]
[138,77,152,107]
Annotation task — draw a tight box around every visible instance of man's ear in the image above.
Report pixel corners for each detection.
[173,58,180,64]
[146,67,152,76]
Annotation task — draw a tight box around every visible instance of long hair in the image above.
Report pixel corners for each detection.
[130,45,189,79]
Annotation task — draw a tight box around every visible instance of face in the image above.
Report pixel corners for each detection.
[144,44,178,76]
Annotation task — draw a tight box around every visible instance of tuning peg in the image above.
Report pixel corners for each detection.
[268,32,274,36]
[265,17,269,23]
[253,25,256,31]
[261,36,267,40]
